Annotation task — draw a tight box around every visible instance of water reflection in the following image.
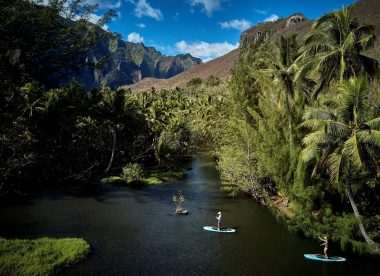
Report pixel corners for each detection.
[0,151,378,275]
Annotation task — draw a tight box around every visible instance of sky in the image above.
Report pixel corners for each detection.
[88,0,357,61]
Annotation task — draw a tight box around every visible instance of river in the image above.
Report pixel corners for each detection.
[0,151,377,275]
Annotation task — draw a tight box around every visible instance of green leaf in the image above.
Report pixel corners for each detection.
[325,153,342,183]
[342,135,363,170]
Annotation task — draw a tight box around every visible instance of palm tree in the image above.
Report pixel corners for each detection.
[254,35,299,106]
[96,87,127,173]
[253,35,311,149]
[300,77,380,251]
[297,7,378,99]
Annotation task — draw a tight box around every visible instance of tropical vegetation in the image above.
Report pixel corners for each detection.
[1,2,380,270]
[0,1,195,274]
[183,7,380,254]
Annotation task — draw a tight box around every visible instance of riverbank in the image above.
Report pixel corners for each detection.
[267,195,294,218]
[101,168,186,185]
[263,194,380,256]
[0,237,90,275]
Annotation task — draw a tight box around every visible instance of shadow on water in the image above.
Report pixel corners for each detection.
[0,150,378,275]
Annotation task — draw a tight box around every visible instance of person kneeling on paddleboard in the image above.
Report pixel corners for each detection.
[216,211,222,230]
[319,235,328,259]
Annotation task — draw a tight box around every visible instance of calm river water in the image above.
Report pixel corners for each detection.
[0,151,378,275]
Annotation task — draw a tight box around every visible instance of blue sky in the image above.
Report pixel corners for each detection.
[90,0,357,61]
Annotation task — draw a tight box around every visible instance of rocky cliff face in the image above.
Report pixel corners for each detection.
[60,37,202,89]
[239,13,311,48]
[238,0,380,59]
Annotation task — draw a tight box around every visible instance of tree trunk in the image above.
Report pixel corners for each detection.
[105,129,116,173]
[153,136,161,167]
[339,52,345,82]
[345,177,379,252]
[288,117,293,146]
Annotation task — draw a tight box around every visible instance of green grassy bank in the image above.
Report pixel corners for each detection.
[101,168,186,185]
[0,237,90,275]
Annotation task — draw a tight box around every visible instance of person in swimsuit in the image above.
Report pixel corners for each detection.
[216,211,222,230]
[319,236,328,259]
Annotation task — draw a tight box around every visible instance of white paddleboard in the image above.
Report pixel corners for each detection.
[203,226,236,233]
[304,254,346,262]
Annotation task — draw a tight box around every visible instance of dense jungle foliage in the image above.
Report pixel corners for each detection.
[1,1,379,255]
[186,7,380,254]
[0,0,194,196]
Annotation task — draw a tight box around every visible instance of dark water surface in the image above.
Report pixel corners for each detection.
[0,152,378,275]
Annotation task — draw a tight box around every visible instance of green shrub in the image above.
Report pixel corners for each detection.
[122,163,144,183]
[204,75,220,86]
[186,77,203,87]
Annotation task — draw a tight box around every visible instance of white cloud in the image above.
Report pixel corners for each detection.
[219,19,251,32]
[40,1,121,24]
[264,14,279,22]
[189,0,221,16]
[175,40,238,61]
[86,13,110,30]
[201,57,212,62]
[153,44,176,55]
[132,0,163,21]
[136,23,146,28]
[88,13,102,24]
[127,32,144,43]
[86,0,122,9]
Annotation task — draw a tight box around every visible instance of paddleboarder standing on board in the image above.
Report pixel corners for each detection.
[319,235,328,259]
[216,211,222,230]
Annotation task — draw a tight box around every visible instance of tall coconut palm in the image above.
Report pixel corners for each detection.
[253,35,311,148]
[245,35,311,194]
[297,7,378,99]
[254,35,299,106]
[95,87,128,173]
[300,77,380,251]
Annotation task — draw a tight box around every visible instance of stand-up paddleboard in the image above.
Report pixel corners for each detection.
[304,254,346,262]
[203,226,236,233]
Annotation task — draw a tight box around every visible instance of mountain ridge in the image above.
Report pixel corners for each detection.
[2,0,203,91]
[124,0,380,93]
[63,35,202,89]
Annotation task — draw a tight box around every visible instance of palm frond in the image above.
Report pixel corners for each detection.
[354,24,375,51]
[318,96,339,108]
[357,54,378,78]
[366,130,380,147]
[324,121,350,137]
[337,77,368,124]
[299,119,327,131]
[325,152,342,183]
[365,117,380,130]
[300,144,319,163]
[342,134,363,170]
[302,129,329,146]
[303,108,335,120]
[342,32,356,52]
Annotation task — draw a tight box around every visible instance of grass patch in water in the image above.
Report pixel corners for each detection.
[100,176,124,184]
[143,176,162,185]
[101,169,185,185]
[0,236,90,275]
[144,169,185,185]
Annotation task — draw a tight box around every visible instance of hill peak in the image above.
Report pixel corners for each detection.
[240,13,310,48]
